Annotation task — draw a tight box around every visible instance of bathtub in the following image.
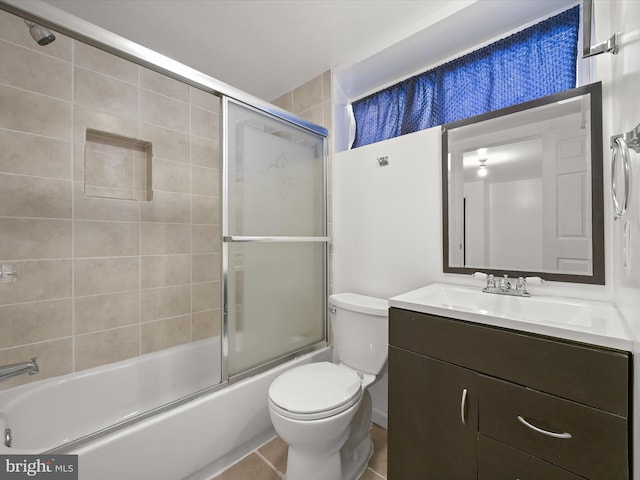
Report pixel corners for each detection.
[0,337,331,480]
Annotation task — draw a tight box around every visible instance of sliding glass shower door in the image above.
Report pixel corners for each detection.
[222,98,328,378]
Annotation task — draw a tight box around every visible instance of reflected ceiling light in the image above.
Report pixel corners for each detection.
[478,158,488,177]
[477,147,488,155]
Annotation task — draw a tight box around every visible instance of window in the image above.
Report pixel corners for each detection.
[351,5,580,149]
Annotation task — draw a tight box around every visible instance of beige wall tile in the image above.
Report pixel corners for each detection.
[140,123,189,164]
[141,67,189,102]
[74,41,139,84]
[0,40,72,100]
[298,104,323,128]
[0,174,72,219]
[0,260,71,305]
[192,225,219,254]
[0,84,71,140]
[0,218,71,260]
[73,181,140,222]
[0,299,72,349]
[140,190,190,223]
[141,315,191,354]
[192,281,220,312]
[74,257,139,296]
[190,87,220,112]
[191,106,219,140]
[74,104,139,143]
[293,75,323,115]
[141,285,190,322]
[0,130,71,180]
[191,165,218,197]
[322,70,332,102]
[140,89,189,133]
[141,254,190,288]
[74,221,139,258]
[141,223,190,255]
[0,10,72,62]
[191,136,219,169]
[191,194,219,225]
[74,67,139,119]
[192,309,220,341]
[85,149,135,191]
[75,291,139,335]
[0,338,72,390]
[75,325,139,371]
[323,100,333,132]
[192,253,220,283]
[153,158,190,194]
[271,91,293,112]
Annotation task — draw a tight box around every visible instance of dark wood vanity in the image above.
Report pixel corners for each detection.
[388,307,631,480]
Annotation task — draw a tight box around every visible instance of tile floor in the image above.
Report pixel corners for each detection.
[211,424,388,479]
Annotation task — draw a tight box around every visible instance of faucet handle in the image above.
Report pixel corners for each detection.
[499,274,511,291]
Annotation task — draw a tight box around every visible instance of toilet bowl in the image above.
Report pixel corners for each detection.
[268,293,388,480]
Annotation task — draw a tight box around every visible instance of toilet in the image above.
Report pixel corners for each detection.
[268,293,388,480]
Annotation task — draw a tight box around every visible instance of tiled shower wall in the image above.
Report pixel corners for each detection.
[0,9,221,389]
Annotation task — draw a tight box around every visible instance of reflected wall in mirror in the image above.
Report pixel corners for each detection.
[442,82,604,284]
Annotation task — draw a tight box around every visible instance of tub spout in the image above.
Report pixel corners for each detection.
[0,357,38,382]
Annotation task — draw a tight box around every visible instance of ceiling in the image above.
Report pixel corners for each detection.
[39,0,461,101]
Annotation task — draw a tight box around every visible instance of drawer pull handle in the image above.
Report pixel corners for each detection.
[460,388,468,425]
[517,415,572,439]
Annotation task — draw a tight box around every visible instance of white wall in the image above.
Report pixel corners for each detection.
[332,127,442,426]
[598,1,640,478]
[332,127,443,298]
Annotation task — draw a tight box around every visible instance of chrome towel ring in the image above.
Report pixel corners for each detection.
[610,124,639,219]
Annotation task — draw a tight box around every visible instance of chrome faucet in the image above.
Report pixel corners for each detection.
[473,272,543,297]
[0,357,39,382]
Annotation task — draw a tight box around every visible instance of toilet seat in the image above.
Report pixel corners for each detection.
[269,362,362,421]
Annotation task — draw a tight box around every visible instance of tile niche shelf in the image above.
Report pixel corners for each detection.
[84,129,153,201]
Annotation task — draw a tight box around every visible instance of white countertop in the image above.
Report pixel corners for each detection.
[389,283,633,351]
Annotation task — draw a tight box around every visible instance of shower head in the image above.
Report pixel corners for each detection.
[24,20,56,46]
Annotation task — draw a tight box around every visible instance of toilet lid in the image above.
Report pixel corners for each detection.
[269,362,362,418]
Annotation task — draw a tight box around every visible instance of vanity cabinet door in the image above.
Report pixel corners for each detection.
[388,346,478,480]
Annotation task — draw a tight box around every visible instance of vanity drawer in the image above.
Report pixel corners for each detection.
[479,375,628,480]
[389,308,630,416]
[479,435,586,480]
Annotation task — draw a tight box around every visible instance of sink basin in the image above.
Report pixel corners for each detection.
[389,283,632,350]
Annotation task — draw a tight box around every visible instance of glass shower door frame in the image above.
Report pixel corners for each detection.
[220,96,329,383]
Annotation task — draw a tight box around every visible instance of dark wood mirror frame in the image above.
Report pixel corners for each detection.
[442,82,604,284]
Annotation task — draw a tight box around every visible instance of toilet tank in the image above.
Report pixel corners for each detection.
[329,293,389,375]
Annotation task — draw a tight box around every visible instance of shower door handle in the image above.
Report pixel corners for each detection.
[223,236,329,242]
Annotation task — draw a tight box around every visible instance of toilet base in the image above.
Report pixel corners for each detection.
[282,391,375,480]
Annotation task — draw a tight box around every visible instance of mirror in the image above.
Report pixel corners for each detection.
[442,82,604,284]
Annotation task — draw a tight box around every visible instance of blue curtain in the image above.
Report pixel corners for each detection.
[352,5,580,148]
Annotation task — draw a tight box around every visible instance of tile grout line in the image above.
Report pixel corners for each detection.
[255,450,285,479]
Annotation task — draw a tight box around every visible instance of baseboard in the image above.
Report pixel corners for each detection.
[372,408,388,429]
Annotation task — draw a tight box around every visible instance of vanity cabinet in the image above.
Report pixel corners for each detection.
[388,307,631,480]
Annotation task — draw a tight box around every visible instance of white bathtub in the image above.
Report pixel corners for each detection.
[0,337,330,480]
